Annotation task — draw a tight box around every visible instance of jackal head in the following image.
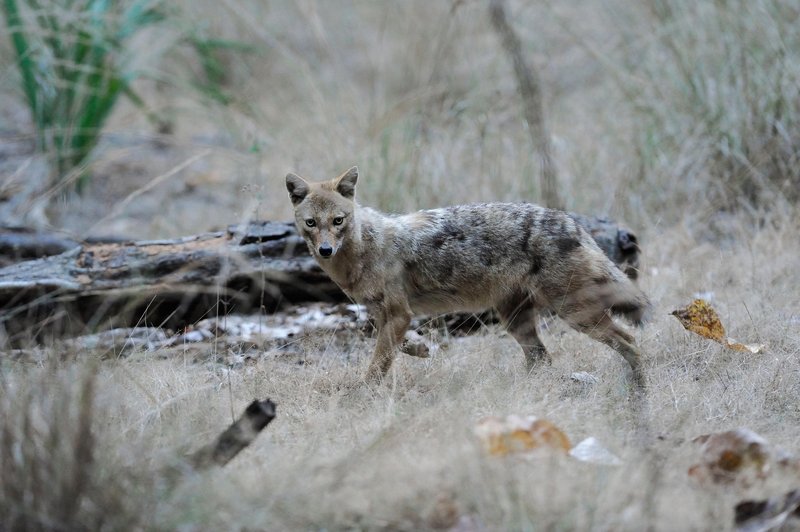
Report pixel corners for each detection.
[285,166,358,260]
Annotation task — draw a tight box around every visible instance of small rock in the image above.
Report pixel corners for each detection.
[570,371,599,385]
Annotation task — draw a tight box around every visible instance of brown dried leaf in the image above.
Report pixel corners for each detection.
[726,339,766,354]
[688,428,783,486]
[672,299,765,354]
[474,415,571,456]
[672,298,727,342]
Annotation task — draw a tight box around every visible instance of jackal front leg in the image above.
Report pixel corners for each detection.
[365,304,412,381]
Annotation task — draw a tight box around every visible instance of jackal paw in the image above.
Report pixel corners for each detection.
[524,347,551,370]
[400,330,430,358]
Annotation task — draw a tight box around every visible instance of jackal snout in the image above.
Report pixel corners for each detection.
[316,232,339,258]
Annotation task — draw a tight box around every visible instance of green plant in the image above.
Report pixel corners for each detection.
[2,0,164,189]
[186,31,257,105]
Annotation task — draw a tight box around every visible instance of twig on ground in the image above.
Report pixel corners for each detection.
[190,398,277,470]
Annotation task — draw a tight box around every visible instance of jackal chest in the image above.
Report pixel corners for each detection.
[318,259,381,302]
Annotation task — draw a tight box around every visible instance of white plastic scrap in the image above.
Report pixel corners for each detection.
[569,437,622,466]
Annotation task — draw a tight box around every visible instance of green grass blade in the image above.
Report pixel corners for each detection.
[70,73,122,166]
[27,0,66,78]
[61,28,94,120]
[119,0,165,41]
[4,0,168,188]
[2,0,39,121]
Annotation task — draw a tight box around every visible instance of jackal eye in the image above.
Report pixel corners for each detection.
[305,219,316,228]
[333,216,344,226]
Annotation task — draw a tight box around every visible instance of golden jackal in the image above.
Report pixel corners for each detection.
[286,167,650,385]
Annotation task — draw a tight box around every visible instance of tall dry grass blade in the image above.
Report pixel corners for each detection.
[489,0,563,209]
[0,363,147,530]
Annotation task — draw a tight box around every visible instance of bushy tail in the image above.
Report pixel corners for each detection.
[606,279,652,326]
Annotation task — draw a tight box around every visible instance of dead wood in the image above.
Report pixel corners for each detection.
[0,222,341,344]
[0,227,80,267]
[190,399,277,470]
[0,215,640,346]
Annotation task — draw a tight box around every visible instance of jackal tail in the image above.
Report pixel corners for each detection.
[605,280,651,326]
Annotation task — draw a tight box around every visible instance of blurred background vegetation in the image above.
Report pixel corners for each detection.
[1,0,798,238]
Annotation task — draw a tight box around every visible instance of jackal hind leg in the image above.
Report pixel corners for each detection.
[364,303,412,381]
[496,293,549,369]
[559,305,645,387]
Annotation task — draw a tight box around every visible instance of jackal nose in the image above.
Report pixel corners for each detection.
[318,243,333,257]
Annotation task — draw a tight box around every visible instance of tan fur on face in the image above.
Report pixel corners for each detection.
[286,169,358,260]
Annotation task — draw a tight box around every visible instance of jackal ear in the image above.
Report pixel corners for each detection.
[285,173,310,205]
[334,166,358,200]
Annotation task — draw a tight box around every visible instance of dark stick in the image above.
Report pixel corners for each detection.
[190,399,277,469]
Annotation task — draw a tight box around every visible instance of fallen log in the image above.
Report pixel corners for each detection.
[0,215,640,346]
[0,221,340,344]
[0,227,81,267]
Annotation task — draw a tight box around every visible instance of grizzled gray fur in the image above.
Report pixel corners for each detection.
[286,167,651,385]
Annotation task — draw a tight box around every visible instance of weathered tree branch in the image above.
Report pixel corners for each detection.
[0,227,80,267]
[0,222,341,344]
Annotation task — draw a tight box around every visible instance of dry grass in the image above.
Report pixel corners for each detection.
[2,0,800,530]
[2,222,798,530]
